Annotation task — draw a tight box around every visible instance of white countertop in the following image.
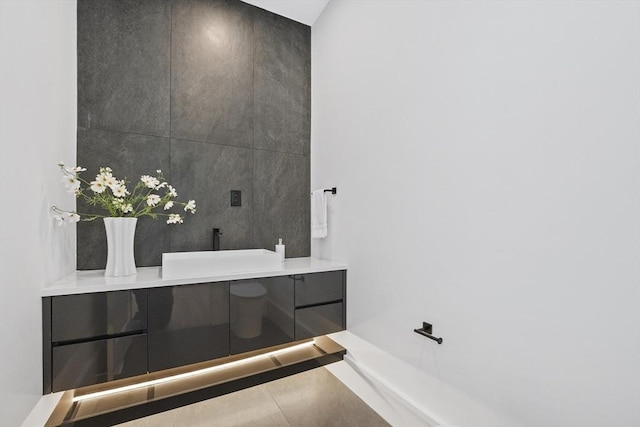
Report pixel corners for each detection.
[42,257,348,297]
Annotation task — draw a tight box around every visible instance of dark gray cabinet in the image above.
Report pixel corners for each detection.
[148,283,229,372]
[52,335,147,391]
[51,290,147,342]
[43,269,346,393]
[294,271,346,340]
[45,290,147,393]
[230,277,294,355]
[295,303,344,340]
[295,270,344,307]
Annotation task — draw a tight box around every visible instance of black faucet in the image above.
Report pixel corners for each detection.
[213,228,223,251]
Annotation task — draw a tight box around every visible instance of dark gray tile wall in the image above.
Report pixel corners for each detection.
[168,139,254,252]
[76,129,172,268]
[253,150,310,258]
[78,0,171,135]
[171,0,255,147]
[77,0,310,270]
[254,10,311,155]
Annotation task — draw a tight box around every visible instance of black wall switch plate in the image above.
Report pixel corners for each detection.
[230,190,241,207]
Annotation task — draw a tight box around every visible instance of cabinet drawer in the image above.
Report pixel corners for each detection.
[295,271,344,307]
[295,302,344,340]
[52,290,147,342]
[52,334,147,392]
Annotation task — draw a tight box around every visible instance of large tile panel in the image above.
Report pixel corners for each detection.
[266,368,391,427]
[254,11,311,155]
[76,129,171,270]
[169,139,253,252]
[171,0,254,148]
[117,383,289,427]
[77,0,171,136]
[253,150,309,257]
[116,367,390,427]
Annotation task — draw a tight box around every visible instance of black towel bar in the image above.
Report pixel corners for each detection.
[414,322,443,345]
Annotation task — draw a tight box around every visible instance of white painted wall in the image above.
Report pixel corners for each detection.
[241,0,329,26]
[0,1,76,425]
[311,1,640,426]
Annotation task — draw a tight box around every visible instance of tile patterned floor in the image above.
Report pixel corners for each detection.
[117,367,391,427]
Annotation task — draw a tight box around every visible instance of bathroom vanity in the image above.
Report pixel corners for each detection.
[42,257,347,394]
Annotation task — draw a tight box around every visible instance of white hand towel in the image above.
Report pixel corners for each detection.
[311,189,328,238]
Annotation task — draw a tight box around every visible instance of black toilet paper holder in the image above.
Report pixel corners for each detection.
[414,322,443,345]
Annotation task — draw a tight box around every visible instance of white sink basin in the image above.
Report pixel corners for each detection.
[162,249,283,279]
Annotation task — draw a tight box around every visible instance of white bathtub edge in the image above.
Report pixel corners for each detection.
[327,330,524,427]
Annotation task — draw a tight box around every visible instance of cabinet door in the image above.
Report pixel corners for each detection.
[52,290,147,342]
[148,282,230,372]
[295,271,344,307]
[230,276,294,355]
[295,302,344,340]
[52,334,147,392]
[149,282,229,372]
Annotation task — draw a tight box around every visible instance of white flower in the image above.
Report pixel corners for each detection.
[96,172,111,185]
[147,194,161,207]
[167,213,183,224]
[112,184,127,198]
[55,164,196,224]
[95,169,118,188]
[90,180,106,193]
[54,210,80,226]
[184,200,196,213]
[60,163,86,174]
[141,175,160,189]
[62,176,80,193]
[104,175,117,189]
[66,212,80,223]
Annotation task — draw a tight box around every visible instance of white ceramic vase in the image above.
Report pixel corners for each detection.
[104,217,137,277]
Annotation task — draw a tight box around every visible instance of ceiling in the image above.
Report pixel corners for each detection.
[240,0,330,26]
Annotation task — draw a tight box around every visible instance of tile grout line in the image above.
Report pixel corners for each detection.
[80,126,308,158]
[169,0,173,140]
[263,381,294,427]
[168,0,173,253]
[252,5,257,250]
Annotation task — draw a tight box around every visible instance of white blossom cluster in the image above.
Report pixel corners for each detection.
[52,163,196,226]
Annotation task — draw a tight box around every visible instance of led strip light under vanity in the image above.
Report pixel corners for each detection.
[45,335,347,426]
[73,340,317,402]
